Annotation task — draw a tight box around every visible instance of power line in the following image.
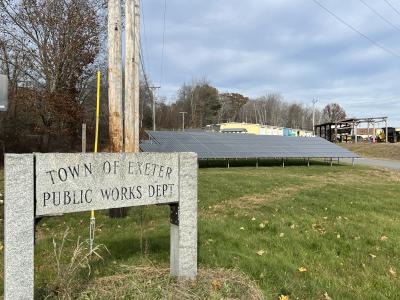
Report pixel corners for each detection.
[383,0,400,17]
[312,0,400,58]
[135,4,161,131]
[139,46,151,91]
[134,19,150,91]
[134,3,151,94]
[359,0,400,33]
[159,0,167,87]
[140,1,150,77]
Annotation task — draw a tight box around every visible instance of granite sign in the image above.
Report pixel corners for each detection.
[35,153,181,216]
[5,152,197,300]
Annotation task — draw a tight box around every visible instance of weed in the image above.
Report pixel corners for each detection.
[45,228,109,299]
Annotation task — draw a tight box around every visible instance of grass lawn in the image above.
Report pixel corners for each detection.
[342,143,400,161]
[0,163,400,299]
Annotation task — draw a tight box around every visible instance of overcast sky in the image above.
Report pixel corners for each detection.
[140,0,400,126]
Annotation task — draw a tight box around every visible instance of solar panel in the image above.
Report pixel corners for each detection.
[140,131,359,159]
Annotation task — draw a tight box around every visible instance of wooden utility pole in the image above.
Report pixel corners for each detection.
[124,0,140,152]
[124,0,134,152]
[108,0,125,218]
[108,0,123,153]
[180,112,187,131]
[133,0,140,151]
[150,86,160,131]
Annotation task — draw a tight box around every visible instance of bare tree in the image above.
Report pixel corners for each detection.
[218,93,248,123]
[322,103,347,123]
[0,0,104,149]
[175,79,220,128]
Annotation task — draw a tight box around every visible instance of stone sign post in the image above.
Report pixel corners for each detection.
[4,152,197,300]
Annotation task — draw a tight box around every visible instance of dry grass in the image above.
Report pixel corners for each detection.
[43,229,109,300]
[210,183,321,212]
[79,265,264,300]
[207,168,400,214]
[342,143,400,161]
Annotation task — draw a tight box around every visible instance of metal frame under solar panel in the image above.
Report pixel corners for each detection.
[140,131,359,160]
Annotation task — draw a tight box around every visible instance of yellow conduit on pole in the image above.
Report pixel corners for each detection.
[90,70,101,253]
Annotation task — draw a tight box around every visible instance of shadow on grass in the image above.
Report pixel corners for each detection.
[199,158,342,168]
[101,231,170,263]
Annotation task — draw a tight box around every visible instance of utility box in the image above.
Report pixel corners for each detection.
[0,74,8,111]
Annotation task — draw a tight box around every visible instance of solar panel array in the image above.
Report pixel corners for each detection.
[140,131,359,159]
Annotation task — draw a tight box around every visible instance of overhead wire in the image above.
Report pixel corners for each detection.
[137,32,153,107]
[140,0,150,78]
[159,0,167,87]
[132,3,152,126]
[359,0,400,33]
[140,46,151,91]
[134,4,151,93]
[312,0,400,58]
[383,0,400,16]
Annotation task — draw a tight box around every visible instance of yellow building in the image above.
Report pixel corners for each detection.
[220,122,261,135]
[219,122,313,137]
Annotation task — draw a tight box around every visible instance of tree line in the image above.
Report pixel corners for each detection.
[143,79,347,132]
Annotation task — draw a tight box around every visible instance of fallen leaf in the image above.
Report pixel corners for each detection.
[259,223,265,228]
[312,223,326,235]
[369,254,376,258]
[290,224,295,229]
[211,279,222,290]
[389,267,396,277]
[279,295,289,300]
[380,235,389,241]
[298,266,307,272]
[323,292,332,300]
[279,232,285,237]
[251,217,256,221]
[256,250,265,256]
